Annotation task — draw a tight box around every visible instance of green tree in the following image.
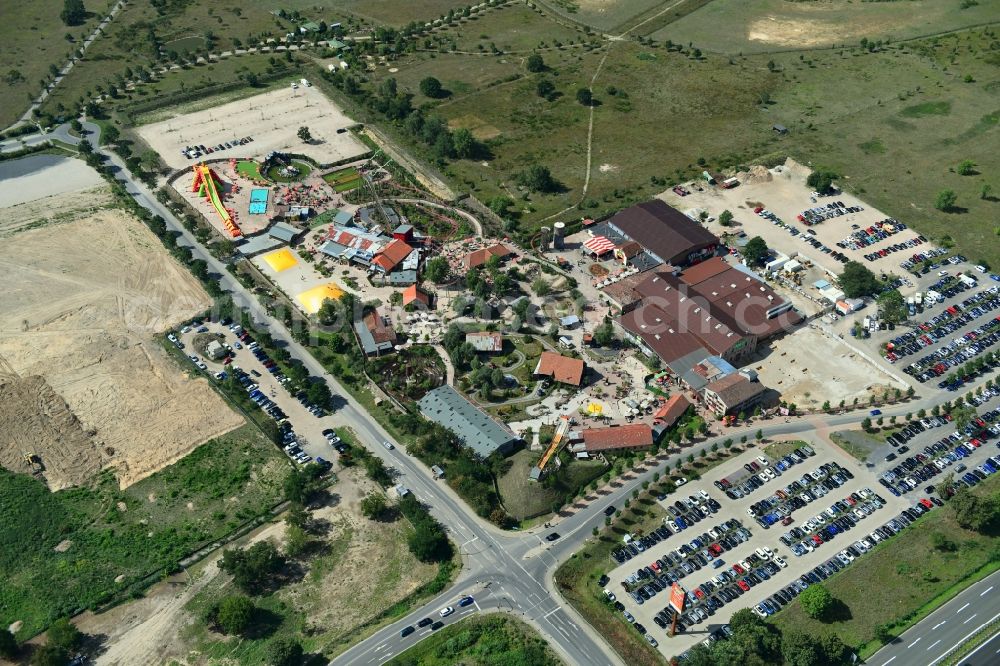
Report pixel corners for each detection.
[719,210,734,226]
[799,584,835,620]
[536,79,555,99]
[838,261,880,298]
[806,169,838,195]
[424,256,449,283]
[949,488,1000,533]
[46,618,81,652]
[956,159,976,176]
[30,644,68,666]
[743,236,769,266]
[516,164,558,192]
[0,628,16,660]
[452,127,475,158]
[61,0,86,26]
[935,189,958,211]
[264,637,304,666]
[525,53,545,72]
[575,88,593,106]
[361,492,389,520]
[284,524,309,557]
[593,318,615,346]
[296,126,312,142]
[219,541,285,594]
[419,76,444,98]
[215,595,255,635]
[877,289,908,323]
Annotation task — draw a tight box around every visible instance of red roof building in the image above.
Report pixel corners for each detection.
[533,351,585,386]
[580,424,654,453]
[402,284,431,308]
[653,394,691,428]
[463,243,513,270]
[372,238,413,273]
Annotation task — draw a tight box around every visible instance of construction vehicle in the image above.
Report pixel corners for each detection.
[23,452,44,475]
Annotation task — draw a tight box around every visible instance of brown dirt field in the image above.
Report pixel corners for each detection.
[0,187,243,490]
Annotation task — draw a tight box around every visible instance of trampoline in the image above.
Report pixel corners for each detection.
[249,187,269,215]
[296,283,346,314]
[261,248,298,272]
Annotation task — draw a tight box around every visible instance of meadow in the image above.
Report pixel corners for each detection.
[0,0,116,127]
[652,0,1000,55]
[0,425,287,639]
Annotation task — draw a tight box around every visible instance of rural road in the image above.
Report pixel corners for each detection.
[868,570,1000,666]
[32,120,988,665]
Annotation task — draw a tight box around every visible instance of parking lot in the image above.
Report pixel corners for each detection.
[845,265,1000,389]
[602,439,916,658]
[175,321,344,469]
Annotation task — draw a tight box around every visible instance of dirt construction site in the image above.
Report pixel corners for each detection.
[0,179,243,491]
[136,86,369,172]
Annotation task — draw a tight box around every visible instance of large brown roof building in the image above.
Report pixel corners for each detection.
[608,200,718,267]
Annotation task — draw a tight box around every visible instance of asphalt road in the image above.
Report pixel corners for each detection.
[868,570,1000,666]
[957,628,1000,666]
[21,120,999,665]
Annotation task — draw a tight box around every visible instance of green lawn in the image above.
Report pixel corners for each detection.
[0,424,287,640]
[323,166,362,192]
[771,475,1000,658]
[497,448,607,521]
[237,159,262,180]
[384,613,563,665]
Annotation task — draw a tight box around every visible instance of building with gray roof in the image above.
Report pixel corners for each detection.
[417,386,518,458]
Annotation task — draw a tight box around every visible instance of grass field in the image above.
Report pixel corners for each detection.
[497,448,607,521]
[384,613,563,665]
[652,0,1000,55]
[771,475,1000,657]
[0,0,116,127]
[538,0,673,33]
[323,166,363,192]
[440,2,585,53]
[0,425,286,639]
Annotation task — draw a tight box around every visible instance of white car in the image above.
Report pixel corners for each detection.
[439,606,454,617]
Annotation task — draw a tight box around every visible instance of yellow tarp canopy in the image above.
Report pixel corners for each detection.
[296,283,345,314]
[262,248,298,272]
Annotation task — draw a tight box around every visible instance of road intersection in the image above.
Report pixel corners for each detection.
[41,120,1000,665]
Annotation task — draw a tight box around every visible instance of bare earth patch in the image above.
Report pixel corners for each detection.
[0,186,243,490]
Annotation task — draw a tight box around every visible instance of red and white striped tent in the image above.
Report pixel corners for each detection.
[583,235,615,255]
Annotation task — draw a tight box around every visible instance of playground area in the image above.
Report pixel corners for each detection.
[136,86,369,171]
